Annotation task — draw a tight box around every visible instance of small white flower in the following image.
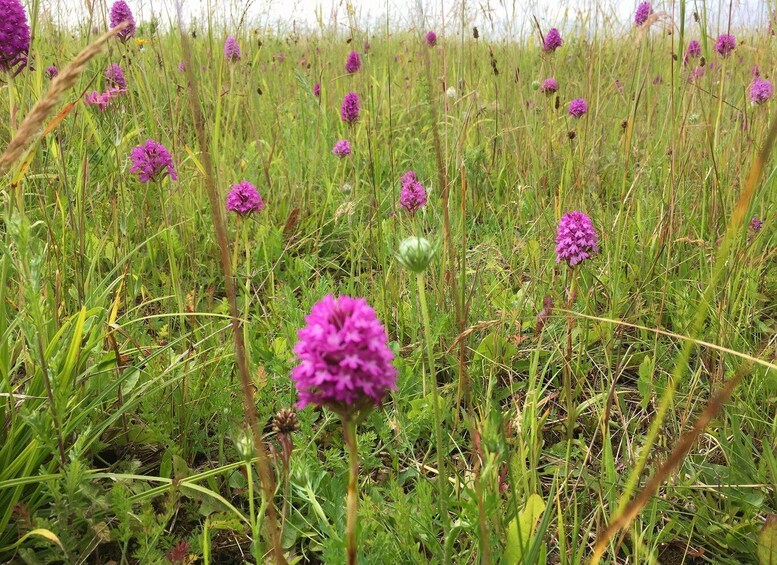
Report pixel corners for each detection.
[446,87,457,99]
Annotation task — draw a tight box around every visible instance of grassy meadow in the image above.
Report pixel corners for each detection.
[1,1,777,563]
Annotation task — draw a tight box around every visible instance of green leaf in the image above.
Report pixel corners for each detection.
[758,515,777,565]
[505,493,546,564]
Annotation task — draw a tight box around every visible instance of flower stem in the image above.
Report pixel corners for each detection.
[343,417,359,565]
[416,272,450,558]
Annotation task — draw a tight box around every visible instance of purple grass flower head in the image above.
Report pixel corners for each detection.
[291,294,397,410]
[177,60,185,73]
[634,2,653,26]
[340,92,360,125]
[226,180,264,215]
[714,34,736,57]
[555,211,599,266]
[345,50,361,73]
[109,1,136,41]
[332,139,352,158]
[750,77,773,104]
[568,98,588,118]
[105,63,127,89]
[540,77,558,94]
[426,31,437,47]
[276,52,285,63]
[750,216,763,231]
[224,36,241,61]
[399,171,428,213]
[0,0,31,73]
[543,28,563,52]
[313,82,321,97]
[129,139,177,183]
[45,66,58,79]
[683,40,701,64]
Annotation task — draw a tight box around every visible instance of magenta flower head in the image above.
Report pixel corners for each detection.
[399,171,428,213]
[0,0,31,74]
[291,294,397,411]
[426,31,437,47]
[105,63,126,89]
[684,40,701,64]
[226,180,264,215]
[714,34,736,57]
[313,82,321,97]
[129,139,177,183]
[555,211,599,266]
[750,77,773,105]
[177,60,185,73]
[345,50,361,74]
[332,139,352,158]
[540,77,558,95]
[109,1,136,41]
[543,28,563,52]
[689,66,705,82]
[224,36,241,61]
[568,98,588,118]
[634,2,653,26]
[340,92,360,125]
[750,216,763,231]
[45,66,58,79]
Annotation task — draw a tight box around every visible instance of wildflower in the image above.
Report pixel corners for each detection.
[276,52,285,63]
[224,36,241,61]
[45,66,58,79]
[426,31,437,47]
[540,77,558,94]
[133,37,147,48]
[634,2,653,26]
[177,60,185,73]
[291,294,397,410]
[332,139,352,158]
[273,408,300,435]
[543,28,562,52]
[109,0,136,40]
[614,79,624,93]
[750,216,763,231]
[555,211,599,266]
[684,40,701,64]
[313,82,321,97]
[340,92,360,125]
[105,63,126,89]
[568,98,588,117]
[0,0,31,73]
[752,65,761,77]
[689,66,705,81]
[714,34,736,57]
[345,50,361,73]
[446,86,457,99]
[84,88,124,111]
[129,139,177,183]
[750,77,773,104]
[226,180,264,215]
[399,171,428,213]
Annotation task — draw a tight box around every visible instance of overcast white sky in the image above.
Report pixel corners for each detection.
[43,0,770,37]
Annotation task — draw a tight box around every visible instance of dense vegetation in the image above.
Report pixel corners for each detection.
[1,1,776,563]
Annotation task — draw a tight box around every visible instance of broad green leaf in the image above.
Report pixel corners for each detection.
[505,493,546,564]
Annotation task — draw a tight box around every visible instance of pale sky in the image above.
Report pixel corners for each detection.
[42,0,769,37]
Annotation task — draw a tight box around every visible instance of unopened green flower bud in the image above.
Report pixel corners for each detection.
[397,236,436,274]
[531,80,540,91]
